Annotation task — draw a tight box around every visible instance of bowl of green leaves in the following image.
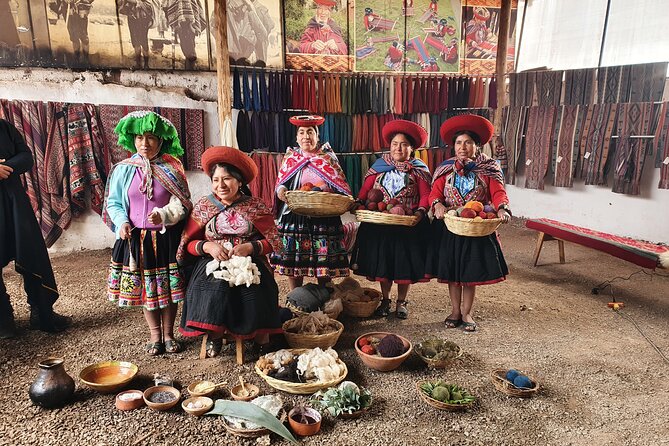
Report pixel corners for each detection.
[311,381,372,419]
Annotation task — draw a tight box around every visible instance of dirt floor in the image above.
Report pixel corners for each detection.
[1,221,668,446]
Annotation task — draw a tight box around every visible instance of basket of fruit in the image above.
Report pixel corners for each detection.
[416,380,476,411]
[355,332,412,372]
[442,201,502,237]
[353,189,419,227]
[414,339,463,369]
[285,186,354,217]
[490,368,539,398]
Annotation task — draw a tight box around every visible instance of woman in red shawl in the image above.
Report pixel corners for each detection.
[426,115,511,332]
[272,115,351,290]
[350,120,432,319]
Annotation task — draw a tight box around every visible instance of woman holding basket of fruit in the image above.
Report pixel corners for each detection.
[427,114,511,332]
[272,115,352,290]
[349,119,432,319]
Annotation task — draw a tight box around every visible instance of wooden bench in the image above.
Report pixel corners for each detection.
[200,334,245,364]
[526,218,669,270]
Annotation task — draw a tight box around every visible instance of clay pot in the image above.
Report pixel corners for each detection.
[288,406,322,436]
[28,358,75,408]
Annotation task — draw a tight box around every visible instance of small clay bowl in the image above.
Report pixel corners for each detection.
[230,383,260,401]
[288,407,322,436]
[115,390,145,411]
[187,380,216,397]
[181,396,214,416]
[143,385,181,411]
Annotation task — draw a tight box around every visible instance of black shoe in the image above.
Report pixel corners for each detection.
[30,308,72,333]
[0,314,17,339]
[374,299,391,317]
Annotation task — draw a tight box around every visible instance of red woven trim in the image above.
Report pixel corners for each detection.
[425,276,507,286]
[360,275,431,285]
[180,321,283,339]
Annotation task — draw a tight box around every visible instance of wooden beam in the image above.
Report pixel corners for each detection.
[214,0,232,140]
[494,0,513,132]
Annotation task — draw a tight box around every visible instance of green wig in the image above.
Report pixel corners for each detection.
[113,110,184,157]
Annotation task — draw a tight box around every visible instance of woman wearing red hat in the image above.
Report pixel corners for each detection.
[176,147,283,358]
[350,119,432,319]
[299,0,348,55]
[272,115,351,291]
[427,114,511,332]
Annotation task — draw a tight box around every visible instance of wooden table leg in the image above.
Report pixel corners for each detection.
[558,240,566,264]
[199,333,208,359]
[532,232,546,266]
[236,338,244,365]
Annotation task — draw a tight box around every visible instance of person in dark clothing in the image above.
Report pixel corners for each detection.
[118,0,156,69]
[0,119,71,338]
[163,0,206,70]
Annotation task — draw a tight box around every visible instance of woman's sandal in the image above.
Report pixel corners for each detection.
[145,341,165,356]
[396,301,409,319]
[206,338,223,358]
[444,317,462,328]
[374,299,392,317]
[462,321,478,332]
[164,339,182,354]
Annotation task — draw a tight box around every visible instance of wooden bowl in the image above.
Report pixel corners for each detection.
[354,332,412,372]
[115,390,145,411]
[288,407,322,436]
[181,396,214,416]
[143,385,181,411]
[79,361,138,394]
[230,383,260,401]
[187,380,216,397]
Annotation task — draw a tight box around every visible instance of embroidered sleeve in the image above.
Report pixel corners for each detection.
[486,177,510,209]
[248,198,283,254]
[428,176,447,207]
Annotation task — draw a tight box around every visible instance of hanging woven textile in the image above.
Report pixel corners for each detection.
[577,103,618,185]
[611,102,654,195]
[500,105,527,185]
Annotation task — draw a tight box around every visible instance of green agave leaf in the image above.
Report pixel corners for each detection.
[207,400,298,444]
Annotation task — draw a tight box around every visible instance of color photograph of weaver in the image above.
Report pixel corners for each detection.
[354,0,461,73]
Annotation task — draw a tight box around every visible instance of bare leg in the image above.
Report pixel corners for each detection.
[143,308,163,354]
[161,303,178,342]
[395,283,410,319]
[380,281,393,301]
[461,286,477,330]
[288,277,303,290]
[446,283,463,322]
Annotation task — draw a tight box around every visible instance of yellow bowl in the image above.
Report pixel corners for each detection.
[143,385,181,411]
[187,380,216,397]
[182,396,214,416]
[79,361,138,394]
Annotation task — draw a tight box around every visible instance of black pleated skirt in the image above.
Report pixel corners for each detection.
[349,218,431,284]
[425,219,508,286]
[179,256,282,339]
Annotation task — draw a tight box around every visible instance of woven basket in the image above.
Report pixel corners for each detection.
[415,381,475,411]
[414,340,463,369]
[285,191,354,217]
[355,210,418,227]
[341,288,382,318]
[282,319,344,349]
[255,349,348,395]
[442,213,502,237]
[223,409,287,438]
[338,406,369,419]
[490,369,539,398]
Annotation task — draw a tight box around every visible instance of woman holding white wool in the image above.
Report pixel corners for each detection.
[176,147,284,357]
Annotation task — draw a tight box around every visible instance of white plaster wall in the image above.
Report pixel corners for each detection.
[0,67,216,255]
[507,167,669,244]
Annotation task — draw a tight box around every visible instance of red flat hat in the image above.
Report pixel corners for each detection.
[201,146,258,184]
[382,119,428,148]
[289,115,325,127]
[440,114,494,146]
[313,0,336,6]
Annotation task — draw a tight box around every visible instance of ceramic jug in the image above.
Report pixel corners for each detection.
[28,357,75,408]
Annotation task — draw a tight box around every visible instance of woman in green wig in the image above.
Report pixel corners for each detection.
[103,110,193,355]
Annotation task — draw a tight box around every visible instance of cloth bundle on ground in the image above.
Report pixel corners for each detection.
[330,277,381,303]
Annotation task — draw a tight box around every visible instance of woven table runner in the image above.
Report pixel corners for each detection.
[553,105,581,187]
[524,106,557,190]
[501,105,527,185]
[612,102,654,195]
[578,103,618,185]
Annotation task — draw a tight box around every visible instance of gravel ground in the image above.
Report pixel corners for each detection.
[1,221,668,446]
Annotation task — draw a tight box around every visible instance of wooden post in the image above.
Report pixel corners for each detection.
[494,0,513,132]
[214,0,232,141]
